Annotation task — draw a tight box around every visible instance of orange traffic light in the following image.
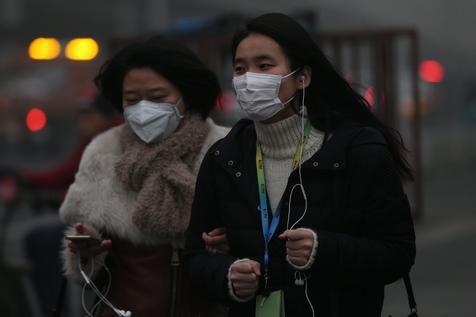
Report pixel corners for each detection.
[28,38,61,60]
[65,38,99,61]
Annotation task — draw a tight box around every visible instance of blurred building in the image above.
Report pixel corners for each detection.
[0,0,475,189]
[1,0,475,169]
[1,1,475,316]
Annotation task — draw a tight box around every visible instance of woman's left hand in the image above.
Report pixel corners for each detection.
[202,227,230,255]
[279,229,315,267]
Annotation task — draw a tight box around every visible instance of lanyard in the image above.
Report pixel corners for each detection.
[255,119,311,288]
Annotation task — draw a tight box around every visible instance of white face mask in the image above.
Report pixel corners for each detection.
[123,99,184,144]
[232,70,298,121]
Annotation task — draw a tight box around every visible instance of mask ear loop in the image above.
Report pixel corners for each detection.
[174,98,185,118]
[281,69,302,106]
[281,68,303,109]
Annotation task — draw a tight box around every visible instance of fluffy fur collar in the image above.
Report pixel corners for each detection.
[115,114,209,238]
[59,118,228,246]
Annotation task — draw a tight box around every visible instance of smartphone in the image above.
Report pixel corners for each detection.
[65,235,101,247]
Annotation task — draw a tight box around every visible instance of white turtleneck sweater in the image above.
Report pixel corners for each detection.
[228,114,324,302]
[254,113,325,213]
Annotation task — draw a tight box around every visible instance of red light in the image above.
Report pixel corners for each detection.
[26,108,47,132]
[419,60,444,83]
[364,86,375,107]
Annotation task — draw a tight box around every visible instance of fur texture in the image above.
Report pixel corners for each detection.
[115,114,209,238]
[60,118,229,280]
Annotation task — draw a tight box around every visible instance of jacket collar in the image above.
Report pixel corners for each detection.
[210,119,386,209]
[212,119,383,172]
[208,118,387,215]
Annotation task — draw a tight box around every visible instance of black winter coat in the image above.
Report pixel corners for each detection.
[184,119,416,317]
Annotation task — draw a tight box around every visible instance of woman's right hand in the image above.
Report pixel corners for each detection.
[202,227,229,255]
[229,259,261,299]
[67,223,112,258]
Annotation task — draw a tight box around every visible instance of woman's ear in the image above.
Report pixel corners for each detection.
[298,66,312,89]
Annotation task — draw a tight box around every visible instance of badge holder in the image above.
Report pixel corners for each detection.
[255,290,285,317]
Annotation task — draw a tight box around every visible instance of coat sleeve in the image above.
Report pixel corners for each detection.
[309,132,416,286]
[61,225,107,283]
[59,137,110,283]
[184,146,238,302]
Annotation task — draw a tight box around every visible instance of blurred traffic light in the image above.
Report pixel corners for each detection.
[65,38,99,61]
[364,86,376,108]
[26,108,47,132]
[28,38,61,60]
[419,60,444,83]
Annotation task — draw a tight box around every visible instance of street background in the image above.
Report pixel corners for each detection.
[1,1,475,316]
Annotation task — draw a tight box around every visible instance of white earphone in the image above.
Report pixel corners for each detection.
[78,253,132,317]
[285,76,316,317]
[114,309,132,317]
[286,73,309,231]
[294,271,305,286]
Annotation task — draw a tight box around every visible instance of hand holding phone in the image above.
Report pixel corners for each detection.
[66,223,112,257]
[65,235,101,247]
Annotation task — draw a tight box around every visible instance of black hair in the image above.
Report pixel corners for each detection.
[232,13,413,180]
[95,36,221,119]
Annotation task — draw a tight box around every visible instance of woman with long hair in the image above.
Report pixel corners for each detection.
[185,13,415,316]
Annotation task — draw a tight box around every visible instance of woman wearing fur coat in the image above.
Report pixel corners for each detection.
[60,37,229,317]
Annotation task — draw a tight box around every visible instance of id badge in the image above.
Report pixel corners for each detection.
[255,290,285,317]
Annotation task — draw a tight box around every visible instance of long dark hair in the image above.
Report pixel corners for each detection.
[232,13,413,180]
[95,36,220,119]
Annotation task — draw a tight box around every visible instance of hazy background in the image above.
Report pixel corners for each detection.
[1,1,475,316]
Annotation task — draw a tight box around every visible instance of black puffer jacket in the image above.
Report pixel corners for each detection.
[184,119,416,317]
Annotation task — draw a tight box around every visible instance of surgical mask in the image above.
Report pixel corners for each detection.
[232,70,298,121]
[123,99,184,144]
